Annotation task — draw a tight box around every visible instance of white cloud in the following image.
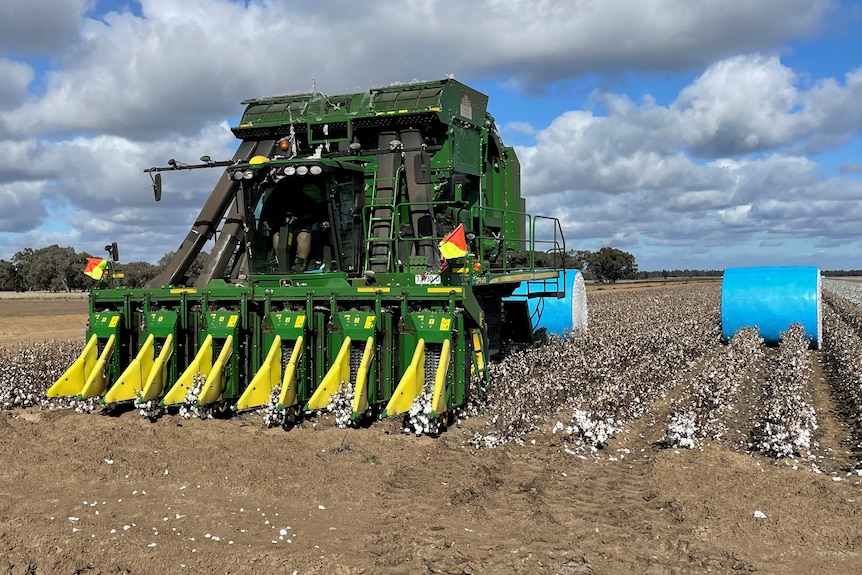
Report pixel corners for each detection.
[0,0,834,139]
[798,67,862,151]
[673,55,803,156]
[0,0,858,269]
[0,0,90,53]
[0,182,48,233]
[0,59,33,110]
[519,62,862,266]
[431,0,829,82]
[0,119,237,262]
[501,121,537,138]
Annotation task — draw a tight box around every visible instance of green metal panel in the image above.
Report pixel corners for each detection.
[502,146,525,252]
[369,84,444,113]
[235,79,488,133]
[338,311,378,340]
[90,311,123,339]
[267,311,308,340]
[452,124,482,175]
[205,311,240,399]
[88,311,124,384]
[206,311,240,338]
[408,311,457,344]
[146,311,177,339]
[145,310,179,386]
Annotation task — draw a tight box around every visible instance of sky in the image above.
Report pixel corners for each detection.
[0,0,861,272]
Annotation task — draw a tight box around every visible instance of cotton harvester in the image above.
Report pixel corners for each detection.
[48,78,587,427]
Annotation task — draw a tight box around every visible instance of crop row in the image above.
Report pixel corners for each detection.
[821,281,862,463]
[475,283,723,448]
[8,280,862,469]
[0,341,80,410]
[663,324,818,457]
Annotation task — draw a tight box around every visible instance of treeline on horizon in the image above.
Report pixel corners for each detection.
[0,243,850,292]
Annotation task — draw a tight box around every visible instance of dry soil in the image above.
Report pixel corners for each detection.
[2,291,862,574]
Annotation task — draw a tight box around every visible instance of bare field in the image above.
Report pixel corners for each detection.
[3,285,862,575]
[0,298,88,347]
[0,291,88,301]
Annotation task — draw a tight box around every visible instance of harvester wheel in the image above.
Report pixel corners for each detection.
[436,413,449,435]
[212,401,233,419]
[281,407,300,430]
[99,402,133,418]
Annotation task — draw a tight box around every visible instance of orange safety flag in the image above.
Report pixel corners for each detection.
[438,223,468,259]
[84,257,107,280]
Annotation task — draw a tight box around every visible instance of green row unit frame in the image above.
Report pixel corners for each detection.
[87,311,124,384]
[402,310,472,409]
[87,273,489,411]
[204,310,242,400]
[144,310,180,390]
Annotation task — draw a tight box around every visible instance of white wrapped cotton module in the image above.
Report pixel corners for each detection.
[505,269,588,337]
[721,266,821,348]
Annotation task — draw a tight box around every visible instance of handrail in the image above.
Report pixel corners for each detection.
[359,196,567,279]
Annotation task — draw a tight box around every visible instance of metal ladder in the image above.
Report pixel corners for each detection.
[365,169,400,272]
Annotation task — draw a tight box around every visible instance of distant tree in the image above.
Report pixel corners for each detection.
[0,260,23,291]
[586,247,638,283]
[11,248,34,287]
[122,261,160,288]
[13,245,88,291]
[159,251,209,280]
[567,250,592,270]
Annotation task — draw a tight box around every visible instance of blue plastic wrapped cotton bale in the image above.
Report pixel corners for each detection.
[721,266,821,348]
[506,269,588,336]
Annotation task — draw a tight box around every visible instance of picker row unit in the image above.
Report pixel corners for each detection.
[49,79,587,427]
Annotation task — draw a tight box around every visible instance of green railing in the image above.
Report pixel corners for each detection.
[360,198,566,279]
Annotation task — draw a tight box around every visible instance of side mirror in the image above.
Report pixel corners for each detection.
[153,173,162,202]
[414,151,431,185]
[105,242,119,262]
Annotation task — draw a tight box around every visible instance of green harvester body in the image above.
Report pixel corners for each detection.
[50,78,570,424]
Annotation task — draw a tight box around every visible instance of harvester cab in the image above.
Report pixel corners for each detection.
[235,156,365,276]
[50,78,589,431]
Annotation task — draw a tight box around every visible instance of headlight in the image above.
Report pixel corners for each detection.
[296,166,309,175]
[284,166,296,176]
[242,169,254,180]
[231,170,244,181]
[309,165,322,175]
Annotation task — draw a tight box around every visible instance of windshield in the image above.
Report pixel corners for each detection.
[244,172,361,275]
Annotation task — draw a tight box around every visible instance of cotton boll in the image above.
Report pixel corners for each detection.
[327,382,356,429]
